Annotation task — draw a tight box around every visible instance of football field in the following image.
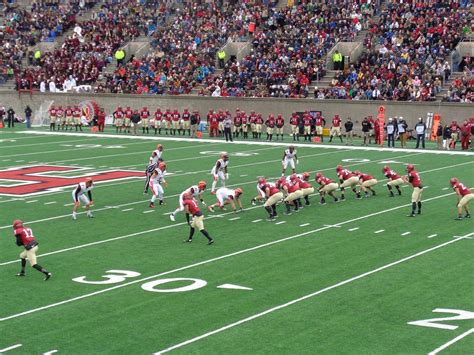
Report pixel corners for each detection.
[0,129,473,354]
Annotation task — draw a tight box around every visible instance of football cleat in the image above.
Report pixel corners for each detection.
[16,272,25,277]
[72,213,77,220]
[407,213,416,217]
[169,214,175,222]
[207,239,214,245]
[208,206,215,212]
[87,212,94,218]
[454,216,463,221]
[149,202,155,208]
[183,239,193,243]
[210,191,216,195]
[44,272,52,281]
[266,216,276,221]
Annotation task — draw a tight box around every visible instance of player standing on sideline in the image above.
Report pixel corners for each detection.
[114,106,124,133]
[210,152,229,194]
[241,110,249,139]
[57,105,65,130]
[140,106,150,134]
[315,172,339,204]
[233,109,242,138]
[49,105,57,131]
[124,106,132,134]
[12,220,52,280]
[172,109,180,136]
[314,112,325,142]
[149,162,167,208]
[190,110,201,138]
[302,112,312,141]
[290,112,299,141]
[450,178,473,220]
[249,110,257,139]
[403,164,423,217]
[355,170,378,197]
[336,165,361,200]
[65,105,73,131]
[182,193,214,245]
[383,166,404,197]
[265,114,275,141]
[144,144,164,193]
[275,114,285,140]
[182,108,191,136]
[263,180,284,221]
[170,181,207,222]
[329,114,343,143]
[154,107,163,135]
[281,145,298,176]
[164,108,172,135]
[255,113,264,139]
[72,178,94,220]
[73,105,82,131]
[208,187,243,213]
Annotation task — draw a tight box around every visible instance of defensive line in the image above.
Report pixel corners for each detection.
[0,191,458,321]
[153,235,471,354]
[17,131,474,156]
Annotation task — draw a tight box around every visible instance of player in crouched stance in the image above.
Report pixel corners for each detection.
[450,178,473,220]
[355,170,377,197]
[211,152,229,194]
[208,187,243,213]
[295,172,313,205]
[149,162,167,208]
[251,177,268,206]
[403,164,423,217]
[383,166,404,197]
[262,180,283,221]
[13,220,52,280]
[170,181,207,222]
[72,178,94,220]
[336,165,361,200]
[277,176,303,215]
[315,172,339,204]
[182,193,214,245]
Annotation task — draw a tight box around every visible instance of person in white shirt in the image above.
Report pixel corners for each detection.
[208,187,243,213]
[149,162,167,208]
[211,152,229,194]
[281,145,298,176]
[72,178,94,220]
[144,144,164,193]
[170,181,207,222]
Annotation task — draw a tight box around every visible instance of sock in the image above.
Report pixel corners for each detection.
[396,186,401,195]
[411,202,416,214]
[151,195,156,203]
[20,258,26,273]
[271,205,277,216]
[211,180,217,192]
[201,229,212,241]
[188,227,195,241]
[185,213,190,224]
[304,196,310,204]
[285,202,291,213]
[33,264,48,274]
[265,206,273,216]
[417,201,422,213]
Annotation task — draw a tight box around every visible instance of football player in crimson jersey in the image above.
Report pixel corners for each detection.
[208,187,244,213]
[255,113,264,139]
[329,114,343,143]
[302,112,312,141]
[295,172,314,205]
[170,181,207,223]
[154,108,163,135]
[241,110,249,139]
[251,177,268,206]
[140,106,151,134]
[13,220,52,280]
[164,109,173,135]
[265,114,275,141]
[315,172,339,204]
[336,165,361,200]
[49,105,57,131]
[277,176,303,215]
[73,105,83,132]
[275,114,285,140]
[171,109,180,136]
[124,106,133,134]
[289,112,300,141]
[382,166,404,197]
[114,106,125,133]
[402,164,423,217]
[450,178,473,220]
[211,152,229,194]
[182,108,191,136]
[354,170,377,197]
[182,194,214,245]
[264,180,284,221]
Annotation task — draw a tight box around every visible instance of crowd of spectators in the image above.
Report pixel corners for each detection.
[200,1,376,98]
[99,0,270,95]
[442,60,474,103]
[323,0,471,101]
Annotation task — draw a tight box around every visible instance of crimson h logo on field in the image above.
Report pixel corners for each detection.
[0,165,143,197]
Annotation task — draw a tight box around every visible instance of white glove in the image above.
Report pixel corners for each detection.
[225,173,229,180]
[201,200,207,206]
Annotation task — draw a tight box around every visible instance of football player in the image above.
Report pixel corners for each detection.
[251,177,268,206]
[114,106,124,133]
[275,114,285,141]
[263,180,284,221]
[294,172,313,205]
[124,106,133,134]
[355,170,378,197]
[149,162,167,208]
[49,105,57,131]
[154,107,163,135]
[13,220,52,280]
[281,145,298,176]
[170,181,207,222]
[329,114,343,143]
[336,165,361,200]
[208,187,243,213]
[144,144,164,193]
[277,176,303,215]
[73,105,82,131]
[211,152,229,194]
[140,106,151,134]
[183,193,214,245]
[382,166,404,197]
[402,164,423,217]
[315,172,339,204]
[72,178,94,220]
[450,178,473,220]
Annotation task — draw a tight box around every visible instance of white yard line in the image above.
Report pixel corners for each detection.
[374,230,385,234]
[17,131,474,156]
[300,223,310,227]
[348,227,359,232]
[0,192,458,322]
[154,236,470,354]
[428,328,474,355]
[0,344,22,352]
[44,201,57,205]
[401,232,411,236]
[275,221,286,225]
[427,234,438,239]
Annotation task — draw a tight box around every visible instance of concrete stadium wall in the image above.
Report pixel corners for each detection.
[2,91,473,134]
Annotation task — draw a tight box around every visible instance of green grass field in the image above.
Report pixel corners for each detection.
[0,128,473,354]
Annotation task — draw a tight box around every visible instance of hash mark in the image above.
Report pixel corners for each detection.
[300,223,310,227]
[44,201,57,205]
[401,232,411,236]
[229,217,240,221]
[121,208,134,212]
[374,229,385,234]
[26,200,38,204]
[427,234,437,238]
[275,221,286,225]
[252,219,262,223]
[348,227,359,231]
[143,210,154,214]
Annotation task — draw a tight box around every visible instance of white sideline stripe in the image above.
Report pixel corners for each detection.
[251,219,262,223]
[348,227,359,232]
[0,192,457,321]
[427,234,438,239]
[229,217,240,221]
[25,200,38,204]
[401,232,411,236]
[0,153,463,231]
[374,230,385,234]
[143,210,154,214]
[44,201,57,205]
[300,223,310,227]
[121,208,134,212]
[0,344,22,352]
[428,328,474,355]
[154,237,470,354]
[275,221,286,225]
[17,131,474,156]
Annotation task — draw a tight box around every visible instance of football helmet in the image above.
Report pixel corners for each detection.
[406,164,415,172]
[336,164,343,172]
[221,152,229,161]
[315,172,323,179]
[258,177,266,185]
[158,162,166,171]
[156,144,163,150]
[198,180,207,190]
[450,177,459,186]
[302,172,310,181]
[234,188,243,196]
[13,219,23,229]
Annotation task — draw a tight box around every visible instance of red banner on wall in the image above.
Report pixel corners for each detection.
[377,106,385,146]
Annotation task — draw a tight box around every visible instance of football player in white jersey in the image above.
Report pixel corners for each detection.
[281,145,298,176]
[251,177,268,205]
[208,187,243,213]
[72,178,94,220]
[170,181,207,222]
[144,144,164,193]
[210,152,229,194]
[149,162,168,208]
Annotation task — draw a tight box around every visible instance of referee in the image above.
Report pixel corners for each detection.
[224,113,233,142]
